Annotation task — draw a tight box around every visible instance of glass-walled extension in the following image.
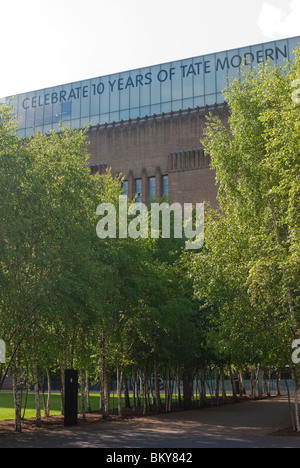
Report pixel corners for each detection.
[3,36,299,137]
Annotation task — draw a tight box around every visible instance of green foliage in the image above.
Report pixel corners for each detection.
[192,46,300,370]
[2,45,299,424]
[0,104,204,408]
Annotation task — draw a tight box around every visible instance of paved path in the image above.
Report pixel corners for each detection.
[0,397,299,448]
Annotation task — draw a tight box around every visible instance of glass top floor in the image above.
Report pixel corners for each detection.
[2,36,299,137]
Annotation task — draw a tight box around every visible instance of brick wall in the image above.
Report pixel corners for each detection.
[87,104,228,207]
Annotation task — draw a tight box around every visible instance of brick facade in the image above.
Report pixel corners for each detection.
[87,103,228,208]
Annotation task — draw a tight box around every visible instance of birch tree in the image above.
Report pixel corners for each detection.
[0,105,124,429]
[200,47,300,429]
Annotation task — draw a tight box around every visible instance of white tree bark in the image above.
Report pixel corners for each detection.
[33,357,42,427]
[13,367,22,433]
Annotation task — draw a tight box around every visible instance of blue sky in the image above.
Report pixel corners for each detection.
[0,0,299,97]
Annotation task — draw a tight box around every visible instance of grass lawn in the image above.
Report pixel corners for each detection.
[0,392,104,421]
[0,392,175,421]
[0,392,215,422]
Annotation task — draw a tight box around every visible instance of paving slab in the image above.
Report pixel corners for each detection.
[0,397,299,448]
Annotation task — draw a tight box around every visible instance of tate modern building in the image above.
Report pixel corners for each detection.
[3,36,300,208]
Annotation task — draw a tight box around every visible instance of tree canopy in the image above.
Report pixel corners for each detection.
[0,47,299,432]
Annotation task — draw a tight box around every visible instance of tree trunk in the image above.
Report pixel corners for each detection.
[294,382,300,432]
[257,366,263,399]
[229,365,237,401]
[124,377,131,409]
[33,358,42,427]
[13,367,22,433]
[239,370,246,395]
[250,367,255,399]
[101,373,109,416]
[86,371,91,413]
[267,369,272,397]
[168,370,175,412]
[154,357,162,413]
[139,372,143,410]
[60,363,66,416]
[215,368,220,405]
[118,365,124,417]
[292,371,300,432]
[99,375,104,412]
[143,366,148,416]
[101,331,109,418]
[221,367,226,403]
[40,377,47,418]
[200,367,206,407]
[285,377,296,432]
[183,370,193,410]
[276,371,281,396]
[149,376,155,408]
[80,369,86,421]
[22,382,29,420]
[195,375,201,408]
[105,379,110,415]
[176,371,182,407]
[132,367,137,413]
[164,378,168,413]
[46,369,51,418]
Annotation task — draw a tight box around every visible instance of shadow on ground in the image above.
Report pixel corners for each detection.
[0,397,299,448]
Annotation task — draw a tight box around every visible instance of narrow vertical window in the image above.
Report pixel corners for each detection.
[122,181,128,197]
[149,177,156,200]
[163,175,169,196]
[135,179,142,203]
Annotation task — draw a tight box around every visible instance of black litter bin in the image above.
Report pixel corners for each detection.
[64,369,78,427]
[234,379,240,396]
